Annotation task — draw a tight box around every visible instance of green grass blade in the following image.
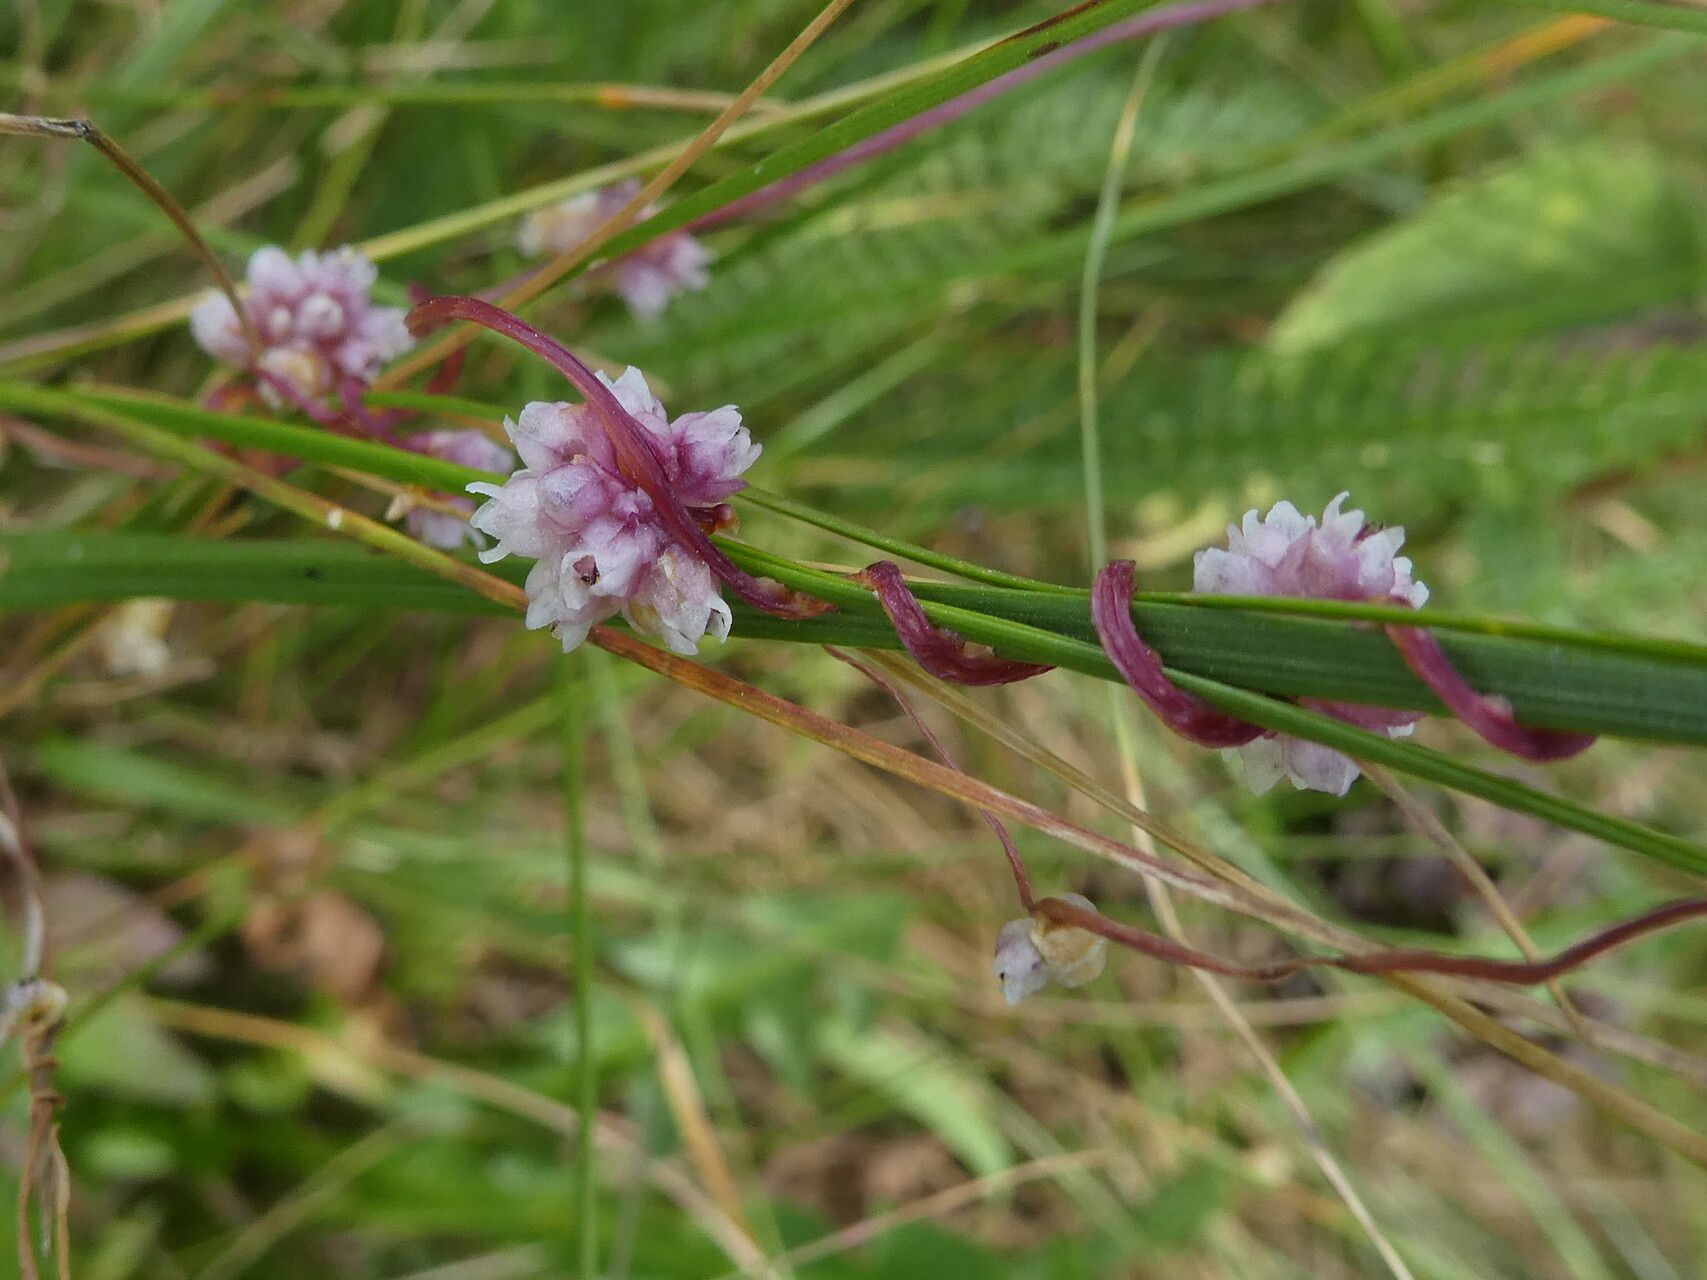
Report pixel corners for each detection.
[6,526,1703,874]
[561,652,599,1277]
[995,34,1705,279]
[578,0,1167,266]
[6,527,1705,745]
[1499,0,1707,33]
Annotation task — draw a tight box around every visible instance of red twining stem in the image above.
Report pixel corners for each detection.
[1090,561,1262,748]
[1386,624,1596,762]
[857,561,1053,687]
[1036,894,1707,986]
[406,294,831,620]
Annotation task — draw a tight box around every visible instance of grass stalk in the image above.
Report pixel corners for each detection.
[560,650,598,1276]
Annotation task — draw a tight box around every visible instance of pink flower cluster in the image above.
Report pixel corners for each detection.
[191,246,413,401]
[1192,493,1430,796]
[404,429,515,551]
[516,181,711,321]
[469,368,760,654]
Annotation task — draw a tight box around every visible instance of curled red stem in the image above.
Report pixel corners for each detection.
[1091,561,1262,748]
[857,561,1052,687]
[1386,624,1596,762]
[1036,894,1707,987]
[406,294,831,619]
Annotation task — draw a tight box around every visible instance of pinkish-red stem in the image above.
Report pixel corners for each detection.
[256,369,365,437]
[336,377,409,447]
[1386,624,1596,761]
[829,646,1034,908]
[1091,560,1262,747]
[423,343,467,396]
[1037,893,1707,986]
[858,560,1052,686]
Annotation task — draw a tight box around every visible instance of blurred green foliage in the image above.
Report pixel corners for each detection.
[3,1,1707,1277]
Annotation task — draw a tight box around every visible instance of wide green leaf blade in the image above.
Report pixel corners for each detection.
[7,530,1706,747]
[1270,141,1705,352]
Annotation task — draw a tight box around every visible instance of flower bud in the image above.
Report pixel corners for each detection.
[992,892,1107,1004]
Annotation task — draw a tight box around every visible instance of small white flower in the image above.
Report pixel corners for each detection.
[97,599,175,678]
[1236,733,1362,797]
[993,918,1050,1005]
[1194,492,1428,608]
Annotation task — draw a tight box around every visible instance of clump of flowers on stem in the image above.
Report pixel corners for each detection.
[191,246,413,406]
[468,367,759,654]
[516,180,711,321]
[1190,492,1429,795]
[1093,490,1591,797]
